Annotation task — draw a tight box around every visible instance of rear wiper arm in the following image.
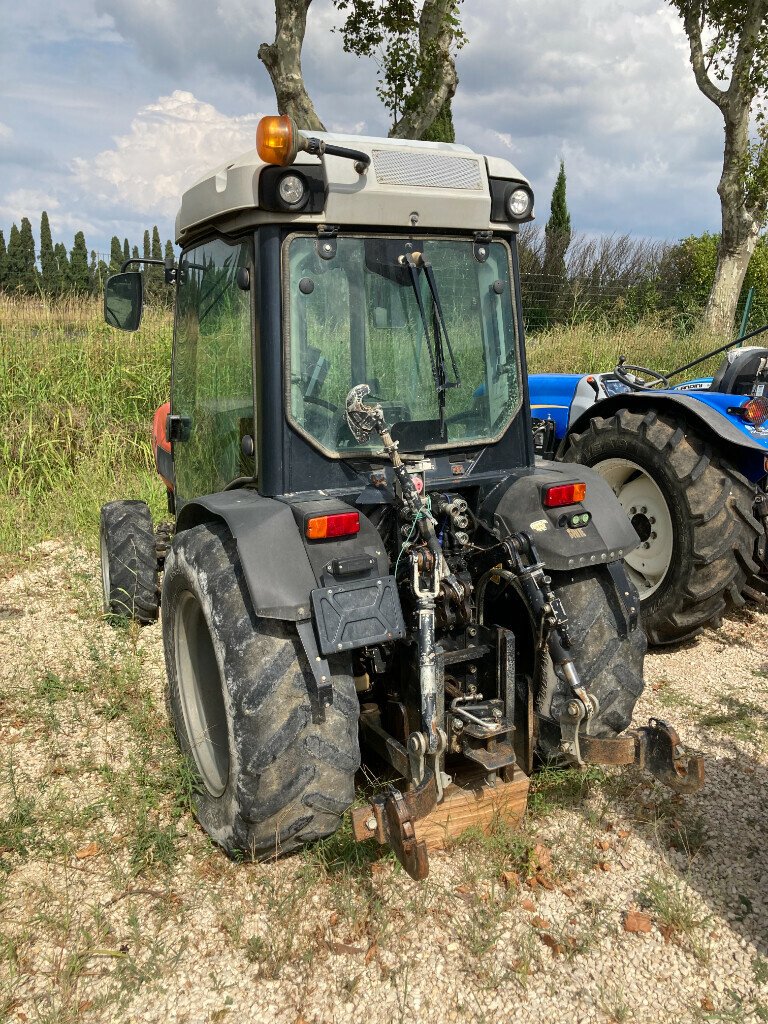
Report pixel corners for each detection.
[401,251,461,399]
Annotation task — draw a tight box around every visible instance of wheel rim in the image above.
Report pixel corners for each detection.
[100,530,111,612]
[592,458,674,598]
[174,591,230,797]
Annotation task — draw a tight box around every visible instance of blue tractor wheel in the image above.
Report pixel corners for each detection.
[563,407,762,644]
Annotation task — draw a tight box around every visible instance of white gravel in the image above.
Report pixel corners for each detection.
[0,542,766,1024]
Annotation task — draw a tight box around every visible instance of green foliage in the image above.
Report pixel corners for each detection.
[546,160,572,238]
[54,241,70,291]
[164,239,174,262]
[123,237,130,263]
[110,235,124,274]
[39,211,57,295]
[661,231,768,328]
[0,230,6,289]
[69,231,91,293]
[421,96,455,142]
[142,229,150,261]
[6,219,37,293]
[332,0,465,135]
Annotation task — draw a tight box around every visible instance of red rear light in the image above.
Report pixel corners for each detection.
[543,482,587,508]
[739,397,768,426]
[305,511,360,540]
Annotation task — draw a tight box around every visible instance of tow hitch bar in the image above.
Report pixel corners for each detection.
[351,771,438,881]
[581,718,704,794]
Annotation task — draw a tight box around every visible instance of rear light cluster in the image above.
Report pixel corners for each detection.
[305,511,360,540]
[543,482,587,508]
[736,397,768,426]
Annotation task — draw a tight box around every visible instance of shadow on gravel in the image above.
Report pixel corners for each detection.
[662,738,768,957]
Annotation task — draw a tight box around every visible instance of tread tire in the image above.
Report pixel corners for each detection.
[562,408,761,645]
[100,500,159,624]
[162,522,360,859]
[536,567,647,763]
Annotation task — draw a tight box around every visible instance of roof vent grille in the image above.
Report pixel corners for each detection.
[372,150,483,190]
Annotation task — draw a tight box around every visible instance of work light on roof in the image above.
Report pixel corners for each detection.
[507,187,533,221]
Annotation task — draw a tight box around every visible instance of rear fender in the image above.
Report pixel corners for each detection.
[175,490,389,621]
[562,392,768,482]
[482,463,640,572]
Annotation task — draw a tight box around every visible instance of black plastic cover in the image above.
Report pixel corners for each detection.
[258,165,327,214]
[483,462,639,571]
[311,575,406,655]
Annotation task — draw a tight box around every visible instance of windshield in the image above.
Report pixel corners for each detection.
[285,234,521,453]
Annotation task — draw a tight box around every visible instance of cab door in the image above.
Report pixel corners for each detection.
[170,237,255,504]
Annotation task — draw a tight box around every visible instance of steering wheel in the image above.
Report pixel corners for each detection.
[614,357,670,391]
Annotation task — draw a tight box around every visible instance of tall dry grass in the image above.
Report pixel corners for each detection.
[0,294,172,555]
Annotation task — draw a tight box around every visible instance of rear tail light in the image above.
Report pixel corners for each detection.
[305,511,360,540]
[543,482,587,508]
[736,397,768,426]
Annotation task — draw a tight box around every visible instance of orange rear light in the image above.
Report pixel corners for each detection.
[739,397,768,426]
[305,512,360,540]
[256,114,300,166]
[543,482,587,508]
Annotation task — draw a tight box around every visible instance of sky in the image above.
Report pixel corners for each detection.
[0,0,727,258]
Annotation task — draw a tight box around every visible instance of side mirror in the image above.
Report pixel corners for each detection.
[104,272,144,331]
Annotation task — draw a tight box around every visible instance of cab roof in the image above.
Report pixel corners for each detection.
[175,131,531,244]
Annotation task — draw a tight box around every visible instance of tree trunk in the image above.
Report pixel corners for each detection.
[258,0,325,130]
[705,220,759,335]
[704,104,761,334]
[389,0,459,140]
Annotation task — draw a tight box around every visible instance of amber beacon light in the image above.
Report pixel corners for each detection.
[256,115,303,166]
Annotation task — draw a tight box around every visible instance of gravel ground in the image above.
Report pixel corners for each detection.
[1,542,767,1024]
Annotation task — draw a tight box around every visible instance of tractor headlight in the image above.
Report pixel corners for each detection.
[506,187,533,220]
[278,173,307,208]
[489,178,535,224]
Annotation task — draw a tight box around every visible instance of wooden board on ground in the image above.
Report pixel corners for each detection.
[415,767,529,851]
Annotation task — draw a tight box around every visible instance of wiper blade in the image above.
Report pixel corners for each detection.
[401,251,461,397]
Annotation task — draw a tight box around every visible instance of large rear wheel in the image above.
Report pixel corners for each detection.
[162,522,360,858]
[563,408,761,644]
[535,566,647,763]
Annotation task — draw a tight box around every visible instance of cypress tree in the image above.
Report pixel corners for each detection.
[17,217,38,293]
[151,225,162,261]
[69,232,91,293]
[132,244,140,260]
[40,211,58,294]
[142,229,150,261]
[0,230,7,289]
[123,238,130,263]
[109,235,123,274]
[5,224,22,291]
[54,242,70,293]
[544,159,572,276]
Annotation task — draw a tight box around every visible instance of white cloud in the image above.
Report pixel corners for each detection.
[0,123,13,141]
[72,91,263,219]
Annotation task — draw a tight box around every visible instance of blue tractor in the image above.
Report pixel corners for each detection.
[528,326,768,644]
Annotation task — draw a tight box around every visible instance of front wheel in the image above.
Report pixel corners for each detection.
[100,500,159,624]
[563,407,762,644]
[162,522,360,859]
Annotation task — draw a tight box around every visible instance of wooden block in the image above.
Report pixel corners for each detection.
[414,767,530,851]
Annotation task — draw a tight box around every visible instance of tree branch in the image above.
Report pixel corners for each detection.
[389,0,459,139]
[726,0,768,107]
[681,5,728,108]
[258,0,325,130]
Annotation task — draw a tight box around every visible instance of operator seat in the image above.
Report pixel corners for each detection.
[709,346,768,395]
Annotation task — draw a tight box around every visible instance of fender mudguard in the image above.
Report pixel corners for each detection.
[482,463,640,572]
[562,392,768,457]
[176,490,389,621]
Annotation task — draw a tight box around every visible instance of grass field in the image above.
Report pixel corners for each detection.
[0,294,724,559]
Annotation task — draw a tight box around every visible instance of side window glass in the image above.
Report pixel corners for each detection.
[172,239,253,500]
